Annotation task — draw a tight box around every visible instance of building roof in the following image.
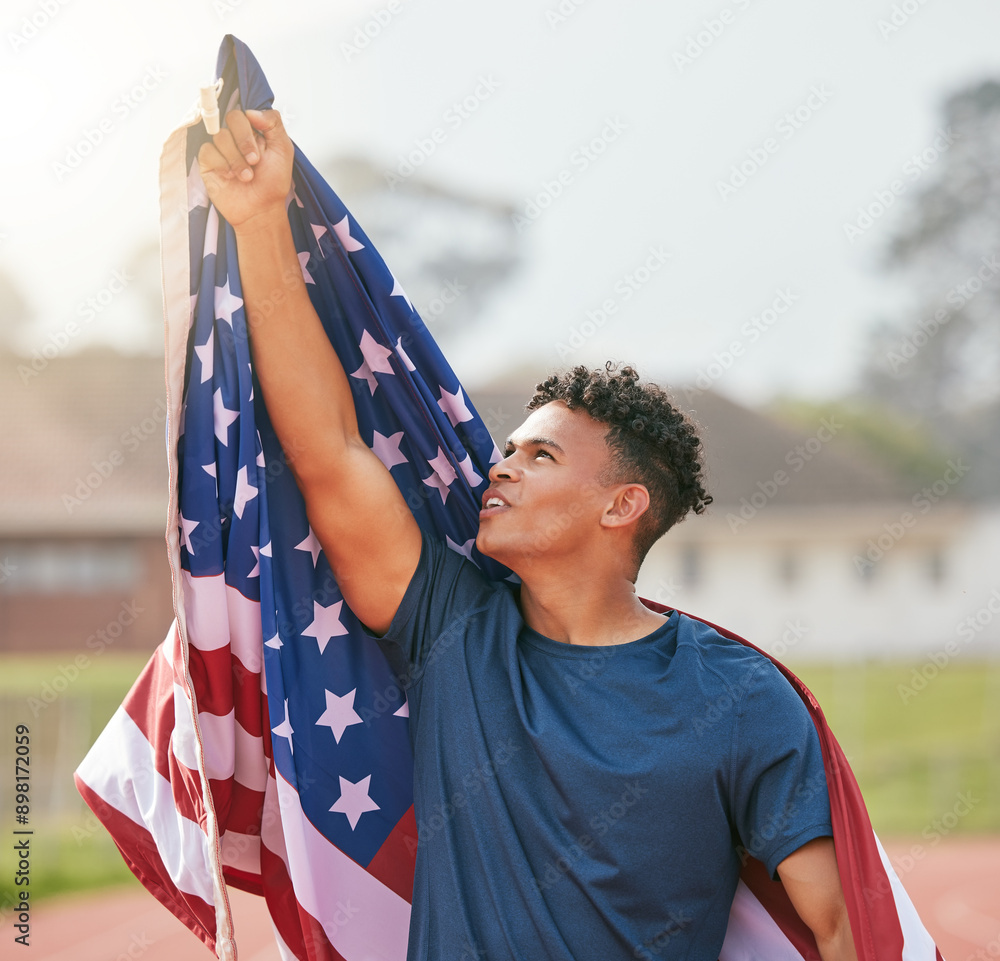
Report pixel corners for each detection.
[2,348,168,536]
[468,382,911,509]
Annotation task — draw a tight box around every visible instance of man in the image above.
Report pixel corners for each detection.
[198,108,858,961]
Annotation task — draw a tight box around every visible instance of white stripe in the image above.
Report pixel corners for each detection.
[183,571,231,651]
[234,720,269,792]
[720,879,803,961]
[874,835,939,961]
[220,830,261,875]
[75,706,217,905]
[181,571,264,672]
[270,768,411,961]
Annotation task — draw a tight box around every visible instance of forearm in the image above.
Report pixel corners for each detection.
[233,210,363,484]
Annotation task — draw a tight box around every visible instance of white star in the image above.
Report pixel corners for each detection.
[294,528,323,566]
[490,444,504,464]
[214,278,243,327]
[371,430,408,470]
[298,250,315,285]
[249,545,261,578]
[330,775,380,831]
[233,465,258,519]
[423,448,458,504]
[315,688,363,744]
[179,511,200,554]
[390,275,413,311]
[202,206,220,259]
[350,330,394,395]
[260,541,272,557]
[311,223,328,245]
[351,361,378,396]
[394,700,409,718]
[201,463,217,479]
[446,536,476,561]
[213,389,239,446]
[360,329,395,375]
[332,214,365,252]
[458,454,483,488]
[302,600,347,654]
[437,386,474,427]
[264,631,282,650]
[187,157,208,210]
[247,362,253,401]
[271,699,294,754]
[395,336,416,372]
[194,329,214,384]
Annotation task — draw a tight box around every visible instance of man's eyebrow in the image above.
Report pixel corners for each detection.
[503,435,565,454]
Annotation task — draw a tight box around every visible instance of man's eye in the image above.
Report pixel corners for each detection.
[535,449,553,460]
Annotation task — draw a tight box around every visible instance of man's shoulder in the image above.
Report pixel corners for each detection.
[672,611,795,702]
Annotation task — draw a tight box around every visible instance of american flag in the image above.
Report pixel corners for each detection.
[75,35,944,961]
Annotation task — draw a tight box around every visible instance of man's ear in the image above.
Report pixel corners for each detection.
[600,484,651,530]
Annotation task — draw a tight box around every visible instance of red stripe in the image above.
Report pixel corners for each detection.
[75,774,218,951]
[739,856,821,959]
[260,840,347,961]
[120,646,208,830]
[187,644,265,738]
[365,804,417,903]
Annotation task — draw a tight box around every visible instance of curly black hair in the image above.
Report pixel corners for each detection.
[526,362,712,569]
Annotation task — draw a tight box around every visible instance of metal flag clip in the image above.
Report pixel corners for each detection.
[199,78,225,135]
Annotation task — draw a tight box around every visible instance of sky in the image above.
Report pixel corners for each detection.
[2,0,999,403]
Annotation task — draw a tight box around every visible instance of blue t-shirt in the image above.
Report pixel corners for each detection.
[376,532,832,961]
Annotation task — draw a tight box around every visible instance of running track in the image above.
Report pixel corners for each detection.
[20,837,1000,960]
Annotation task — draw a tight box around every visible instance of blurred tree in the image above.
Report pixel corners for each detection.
[768,396,954,490]
[860,79,1000,497]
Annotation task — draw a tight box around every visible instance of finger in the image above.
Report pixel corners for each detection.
[225,109,261,165]
[197,141,234,183]
[212,126,254,182]
[246,108,285,147]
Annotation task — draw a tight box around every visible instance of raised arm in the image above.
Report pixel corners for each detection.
[198,108,421,635]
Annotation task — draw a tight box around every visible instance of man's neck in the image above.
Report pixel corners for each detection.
[515,561,668,647]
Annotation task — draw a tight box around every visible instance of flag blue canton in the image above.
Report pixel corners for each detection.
[176,38,509,868]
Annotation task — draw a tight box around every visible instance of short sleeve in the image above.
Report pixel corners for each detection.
[372,529,500,676]
[730,660,833,878]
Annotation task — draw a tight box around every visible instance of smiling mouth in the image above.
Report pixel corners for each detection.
[480,497,510,515]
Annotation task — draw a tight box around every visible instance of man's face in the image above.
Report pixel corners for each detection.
[476,401,617,570]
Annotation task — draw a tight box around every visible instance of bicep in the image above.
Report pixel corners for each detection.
[299,437,422,636]
[777,837,855,954]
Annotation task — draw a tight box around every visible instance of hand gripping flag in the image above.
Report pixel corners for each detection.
[75,35,945,961]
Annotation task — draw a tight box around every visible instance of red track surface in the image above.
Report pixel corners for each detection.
[20,837,1000,960]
